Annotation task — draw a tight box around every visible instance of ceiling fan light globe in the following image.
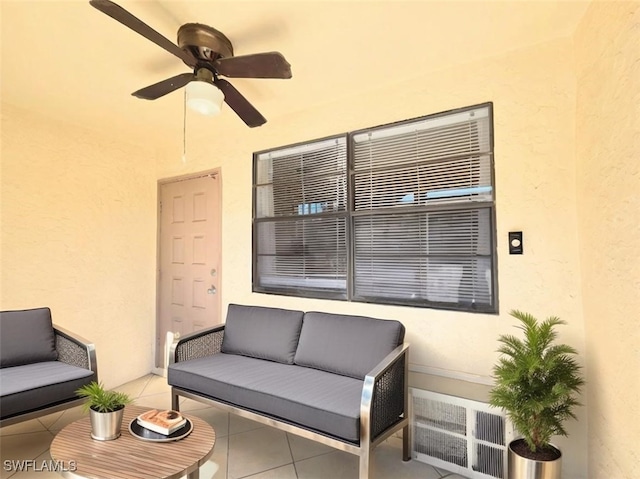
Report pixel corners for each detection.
[186,81,225,116]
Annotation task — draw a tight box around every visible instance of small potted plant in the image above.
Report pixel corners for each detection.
[489,310,584,479]
[76,381,133,441]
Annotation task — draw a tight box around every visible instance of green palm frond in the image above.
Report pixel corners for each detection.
[489,310,584,453]
[76,381,133,413]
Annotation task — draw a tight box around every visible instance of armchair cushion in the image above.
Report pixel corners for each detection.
[0,308,58,368]
[0,361,95,419]
[294,312,405,379]
[220,304,304,364]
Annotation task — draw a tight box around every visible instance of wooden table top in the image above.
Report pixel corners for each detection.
[50,405,215,479]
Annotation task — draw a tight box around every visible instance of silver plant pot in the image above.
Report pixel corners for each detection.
[508,440,562,479]
[89,407,125,441]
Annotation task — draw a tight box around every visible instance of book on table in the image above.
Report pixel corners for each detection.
[137,409,187,435]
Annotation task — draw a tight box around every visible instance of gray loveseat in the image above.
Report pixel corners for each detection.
[168,304,410,479]
[0,307,97,427]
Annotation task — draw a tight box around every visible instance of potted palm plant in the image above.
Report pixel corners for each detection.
[76,381,133,441]
[489,310,584,479]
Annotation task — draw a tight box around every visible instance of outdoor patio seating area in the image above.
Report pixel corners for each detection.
[0,375,468,479]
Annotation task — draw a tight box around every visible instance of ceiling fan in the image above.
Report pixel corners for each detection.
[89,0,292,127]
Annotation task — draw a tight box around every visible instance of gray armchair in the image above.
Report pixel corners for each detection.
[0,307,97,427]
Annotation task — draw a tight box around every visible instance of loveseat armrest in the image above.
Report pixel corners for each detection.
[361,343,409,443]
[54,325,97,376]
[170,325,226,364]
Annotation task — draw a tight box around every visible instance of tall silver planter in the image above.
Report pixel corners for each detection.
[89,407,125,441]
[508,440,562,479]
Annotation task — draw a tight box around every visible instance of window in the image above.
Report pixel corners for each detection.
[253,103,497,312]
[254,137,348,298]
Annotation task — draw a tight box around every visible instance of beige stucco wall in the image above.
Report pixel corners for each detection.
[4,5,637,475]
[157,37,589,478]
[575,2,640,478]
[0,104,158,388]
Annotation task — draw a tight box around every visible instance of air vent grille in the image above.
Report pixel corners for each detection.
[411,388,513,479]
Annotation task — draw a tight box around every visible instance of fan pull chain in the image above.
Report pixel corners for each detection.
[182,89,187,164]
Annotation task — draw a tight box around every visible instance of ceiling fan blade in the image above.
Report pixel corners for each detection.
[132,73,194,100]
[89,0,196,67]
[215,52,292,79]
[215,79,266,128]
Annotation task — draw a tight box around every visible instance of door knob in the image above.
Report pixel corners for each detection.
[207,285,217,294]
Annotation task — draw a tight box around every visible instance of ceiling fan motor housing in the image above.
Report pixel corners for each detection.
[177,23,234,64]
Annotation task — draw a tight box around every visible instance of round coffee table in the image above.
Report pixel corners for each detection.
[50,405,215,479]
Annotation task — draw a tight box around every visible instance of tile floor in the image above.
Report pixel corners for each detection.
[0,374,468,479]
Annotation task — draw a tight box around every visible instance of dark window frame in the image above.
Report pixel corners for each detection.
[252,102,498,313]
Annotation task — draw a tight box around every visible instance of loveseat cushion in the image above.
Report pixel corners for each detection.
[0,308,58,368]
[168,353,363,442]
[220,304,304,364]
[294,312,405,379]
[0,362,95,419]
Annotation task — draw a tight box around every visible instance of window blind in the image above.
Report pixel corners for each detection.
[253,137,348,297]
[352,107,492,210]
[353,209,493,307]
[351,105,495,310]
[252,103,496,312]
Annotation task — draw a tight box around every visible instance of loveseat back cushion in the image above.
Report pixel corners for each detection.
[0,308,58,368]
[294,312,405,379]
[220,304,304,364]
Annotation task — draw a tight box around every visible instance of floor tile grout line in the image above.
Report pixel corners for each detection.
[227,425,266,438]
[236,461,296,479]
[225,411,231,479]
[284,432,300,478]
[136,374,155,398]
[294,447,340,465]
[433,465,447,478]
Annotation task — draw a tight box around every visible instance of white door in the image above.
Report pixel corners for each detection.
[156,173,221,367]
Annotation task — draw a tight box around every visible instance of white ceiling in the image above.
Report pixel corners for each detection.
[1,0,590,146]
